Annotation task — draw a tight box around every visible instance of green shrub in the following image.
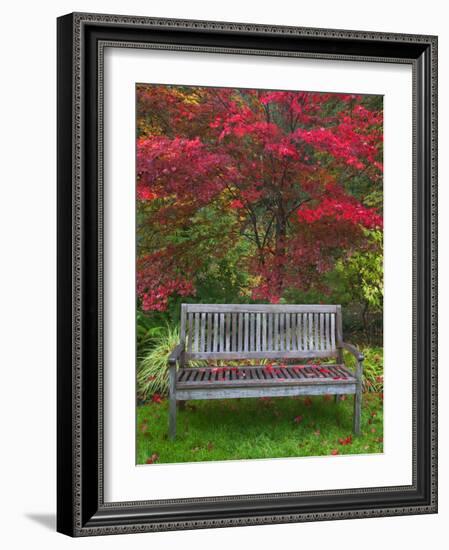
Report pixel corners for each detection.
[136,310,164,350]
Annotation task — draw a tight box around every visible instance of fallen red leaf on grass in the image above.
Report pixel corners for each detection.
[330,449,339,455]
[338,435,353,446]
[294,415,303,423]
[146,453,159,464]
[151,393,163,404]
[304,397,313,407]
[140,422,149,433]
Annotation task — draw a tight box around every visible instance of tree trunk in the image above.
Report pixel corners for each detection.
[274,214,287,296]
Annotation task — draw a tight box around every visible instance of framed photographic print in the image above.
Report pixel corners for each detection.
[57,12,438,536]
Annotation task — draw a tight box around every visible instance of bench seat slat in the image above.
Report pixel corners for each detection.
[176,365,356,389]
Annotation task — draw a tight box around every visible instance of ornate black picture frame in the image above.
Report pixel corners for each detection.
[57,12,438,536]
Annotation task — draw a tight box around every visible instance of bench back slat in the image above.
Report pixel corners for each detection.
[180,304,342,360]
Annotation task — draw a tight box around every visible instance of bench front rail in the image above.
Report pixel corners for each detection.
[168,304,364,439]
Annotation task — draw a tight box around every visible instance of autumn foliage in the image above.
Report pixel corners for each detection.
[136,85,383,311]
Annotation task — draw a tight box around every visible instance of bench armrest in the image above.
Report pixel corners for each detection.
[342,342,364,362]
[168,343,185,368]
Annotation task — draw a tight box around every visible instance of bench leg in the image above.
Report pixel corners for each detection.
[353,388,362,435]
[168,365,177,440]
[334,394,339,404]
[169,396,177,440]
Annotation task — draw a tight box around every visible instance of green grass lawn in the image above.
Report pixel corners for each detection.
[137,392,383,464]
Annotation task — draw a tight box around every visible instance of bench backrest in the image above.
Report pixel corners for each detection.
[180,304,342,361]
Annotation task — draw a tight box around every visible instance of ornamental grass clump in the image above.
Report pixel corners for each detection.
[343,346,383,393]
[137,324,180,401]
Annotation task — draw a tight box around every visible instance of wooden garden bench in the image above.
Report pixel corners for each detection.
[168,304,364,439]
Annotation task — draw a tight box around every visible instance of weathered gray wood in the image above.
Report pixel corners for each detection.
[302,313,307,351]
[207,313,212,352]
[219,313,225,352]
[177,383,356,401]
[295,314,300,350]
[256,313,261,352]
[267,313,272,350]
[238,313,243,351]
[336,305,343,346]
[337,347,343,364]
[353,355,364,435]
[185,350,339,360]
[353,388,362,435]
[213,313,219,352]
[285,313,291,350]
[187,313,193,354]
[168,364,177,440]
[331,314,335,350]
[342,341,365,362]
[170,303,361,439]
[320,313,324,351]
[168,343,185,366]
[225,313,231,352]
[177,373,356,389]
[184,304,339,313]
[308,313,313,350]
[194,312,200,352]
[177,363,353,377]
[200,312,206,352]
[291,313,297,351]
[279,313,285,351]
[262,313,267,351]
[180,304,187,344]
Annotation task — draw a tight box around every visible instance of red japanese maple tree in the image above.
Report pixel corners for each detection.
[136,85,383,310]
